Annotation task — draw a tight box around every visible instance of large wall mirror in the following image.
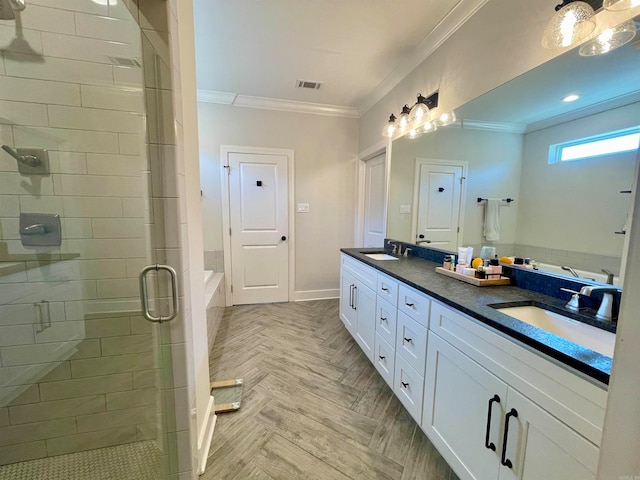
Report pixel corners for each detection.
[387,40,640,286]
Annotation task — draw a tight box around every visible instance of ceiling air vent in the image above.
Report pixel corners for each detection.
[296,79,322,90]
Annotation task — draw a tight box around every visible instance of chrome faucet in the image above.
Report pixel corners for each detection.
[601,269,615,285]
[389,242,400,254]
[579,286,621,322]
[562,285,622,322]
[561,266,580,278]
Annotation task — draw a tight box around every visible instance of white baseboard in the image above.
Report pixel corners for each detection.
[292,289,339,302]
[197,395,217,475]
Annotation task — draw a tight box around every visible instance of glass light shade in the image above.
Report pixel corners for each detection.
[603,0,640,10]
[422,120,438,133]
[434,111,456,127]
[396,105,411,133]
[579,19,637,56]
[409,101,430,127]
[381,114,396,138]
[541,1,596,49]
[406,127,423,140]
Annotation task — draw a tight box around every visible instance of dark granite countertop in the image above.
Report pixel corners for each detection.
[341,247,612,386]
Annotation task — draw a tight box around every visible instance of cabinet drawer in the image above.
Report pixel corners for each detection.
[375,296,397,346]
[394,353,425,423]
[377,273,398,306]
[397,284,430,327]
[374,333,395,388]
[341,254,377,291]
[396,311,428,376]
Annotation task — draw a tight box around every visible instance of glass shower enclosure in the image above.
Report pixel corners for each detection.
[0,1,177,478]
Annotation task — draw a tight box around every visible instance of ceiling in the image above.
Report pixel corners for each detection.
[192,0,487,116]
[457,34,640,132]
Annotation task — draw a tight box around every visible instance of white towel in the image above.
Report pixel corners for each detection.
[484,199,501,241]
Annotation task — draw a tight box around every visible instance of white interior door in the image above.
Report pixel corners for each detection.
[363,153,387,247]
[227,151,289,304]
[412,160,464,249]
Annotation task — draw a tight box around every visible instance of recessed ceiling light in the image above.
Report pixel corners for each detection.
[563,94,580,102]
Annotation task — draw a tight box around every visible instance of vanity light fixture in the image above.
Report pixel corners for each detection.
[409,93,431,127]
[434,110,457,127]
[381,114,397,138]
[603,0,640,10]
[563,93,580,102]
[541,0,596,49]
[579,19,637,56]
[396,105,412,134]
[422,120,438,133]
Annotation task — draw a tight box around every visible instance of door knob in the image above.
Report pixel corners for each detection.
[281,235,287,241]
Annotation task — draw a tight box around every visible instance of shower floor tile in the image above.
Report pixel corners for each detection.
[0,440,161,480]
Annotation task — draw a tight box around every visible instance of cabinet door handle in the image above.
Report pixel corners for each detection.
[353,286,358,310]
[484,394,501,451]
[401,381,409,388]
[380,316,387,322]
[381,287,389,292]
[379,355,386,360]
[349,284,354,308]
[500,408,518,468]
[405,302,414,307]
[403,337,413,344]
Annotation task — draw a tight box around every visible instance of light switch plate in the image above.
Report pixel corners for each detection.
[297,203,310,213]
[400,205,411,214]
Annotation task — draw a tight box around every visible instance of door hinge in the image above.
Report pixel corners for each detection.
[457,227,460,233]
[229,227,231,236]
[230,285,233,293]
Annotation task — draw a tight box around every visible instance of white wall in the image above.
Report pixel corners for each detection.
[198,103,359,298]
[387,127,522,247]
[518,103,638,257]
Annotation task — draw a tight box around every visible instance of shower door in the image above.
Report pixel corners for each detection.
[0,2,176,478]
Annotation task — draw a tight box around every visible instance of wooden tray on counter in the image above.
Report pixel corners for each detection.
[435,267,511,286]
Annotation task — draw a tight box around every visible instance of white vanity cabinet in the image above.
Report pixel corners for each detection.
[339,254,377,361]
[424,302,604,480]
[339,253,606,480]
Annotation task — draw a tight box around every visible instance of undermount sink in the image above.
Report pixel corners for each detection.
[364,253,399,261]
[495,305,616,357]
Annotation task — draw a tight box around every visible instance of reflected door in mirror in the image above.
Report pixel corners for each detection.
[412,160,464,250]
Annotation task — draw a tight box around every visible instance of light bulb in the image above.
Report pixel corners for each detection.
[422,120,438,133]
[396,105,412,133]
[434,111,456,127]
[409,94,430,127]
[381,114,397,138]
[541,1,596,49]
[406,127,423,140]
[579,19,637,56]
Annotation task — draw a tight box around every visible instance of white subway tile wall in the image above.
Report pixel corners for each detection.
[0,0,177,471]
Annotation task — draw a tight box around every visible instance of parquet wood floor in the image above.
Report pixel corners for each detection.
[203,299,459,480]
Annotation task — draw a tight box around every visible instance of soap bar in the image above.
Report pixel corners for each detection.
[463,267,475,276]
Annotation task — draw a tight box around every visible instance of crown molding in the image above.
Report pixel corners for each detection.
[357,0,490,116]
[197,90,237,104]
[460,119,527,133]
[197,89,359,118]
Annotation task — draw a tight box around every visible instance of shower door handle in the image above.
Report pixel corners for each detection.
[139,264,179,323]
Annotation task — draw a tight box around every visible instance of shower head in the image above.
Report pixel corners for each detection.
[0,0,25,19]
[10,0,25,10]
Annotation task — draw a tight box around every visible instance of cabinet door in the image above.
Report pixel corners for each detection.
[499,389,598,480]
[375,296,397,346]
[374,333,395,388]
[394,353,424,423]
[355,283,376,362]
[423,332,508,480]
[339,270,357,336]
